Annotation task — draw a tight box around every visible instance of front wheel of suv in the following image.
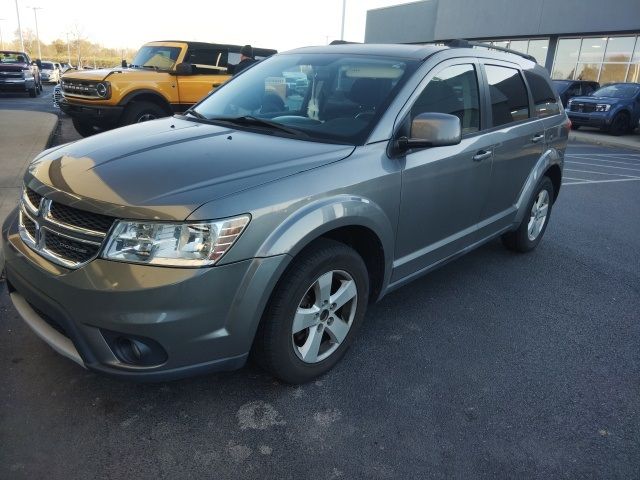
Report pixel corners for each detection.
[609,112,630,136]
[254,238,369,384]
[501,176,555,253]
[121,101,167,126]
[72,118,98,137]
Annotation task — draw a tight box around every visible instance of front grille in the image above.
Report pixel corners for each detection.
[49,202,114,235]
[570,103,596,113]
[25,188,43,211]
[44,231,101,264]
[22,213,37,239]
[53,85,62,107]
[19,187,113,269]
[0,71,23,79]
[61,80,100,98]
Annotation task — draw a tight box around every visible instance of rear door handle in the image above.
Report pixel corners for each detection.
[531,133,545,143]
[473,150,492,162]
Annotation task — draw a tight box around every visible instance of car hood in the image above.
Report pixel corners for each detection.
[570,95,621,103]
[26,117,355,221]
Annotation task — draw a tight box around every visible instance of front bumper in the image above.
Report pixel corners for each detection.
[0,78,34,92]
[2,208,290,381]
[59,98,124,128]
[567,111,612,128]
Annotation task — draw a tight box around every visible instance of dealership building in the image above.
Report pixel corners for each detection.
[365,0,640,84]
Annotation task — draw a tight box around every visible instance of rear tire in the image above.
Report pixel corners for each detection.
[501,176,554,253]
[254,238,369,384]
[120,101,167,126]
[609,112,629,136]
[72,118,98,137]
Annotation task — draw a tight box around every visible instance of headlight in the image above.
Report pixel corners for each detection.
[96,82,109,98]
[102,215,250,267]
[595,104,611,112]
[22,68,34,79]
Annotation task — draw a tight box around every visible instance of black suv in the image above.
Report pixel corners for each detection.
[553,80,599,107]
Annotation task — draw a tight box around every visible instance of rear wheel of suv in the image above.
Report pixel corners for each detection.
[254,238,369,384]
[72,118,98,137]
[501,176,554,253]
[609,112,630,136]
[121,101,167,126]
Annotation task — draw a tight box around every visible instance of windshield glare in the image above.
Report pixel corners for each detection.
[192,53,418,144]
[1,52,28,64]
[131,46,181,69]
[592,84,640,99]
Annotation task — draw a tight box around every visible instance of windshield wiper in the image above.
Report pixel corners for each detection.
[208,116,308,137]
[184,109,206,120]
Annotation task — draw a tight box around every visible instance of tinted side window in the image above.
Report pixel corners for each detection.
[485,65,529,127]
[411,64,480,134]
[524,70,560,118]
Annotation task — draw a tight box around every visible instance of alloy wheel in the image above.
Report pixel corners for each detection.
[291,270,358,363]
[527,189,549,241]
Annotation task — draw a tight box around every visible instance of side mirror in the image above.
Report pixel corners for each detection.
[121,59,127,68]
[175,62,193,75]
[397,112,462,151]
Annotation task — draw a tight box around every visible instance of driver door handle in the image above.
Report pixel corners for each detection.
[473,150,492,162]
[531,133,545,143]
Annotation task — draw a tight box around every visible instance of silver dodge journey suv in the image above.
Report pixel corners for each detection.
[1,42,568,383]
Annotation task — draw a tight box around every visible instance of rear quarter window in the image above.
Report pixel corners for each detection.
[524,70,561,118]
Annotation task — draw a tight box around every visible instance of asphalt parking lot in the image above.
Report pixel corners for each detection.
[0,89,639,479]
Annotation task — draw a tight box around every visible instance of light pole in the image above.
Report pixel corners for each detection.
[0,18,6,50]
[27,6,43,60]
[340,0,346,40]
[14,0,25,52]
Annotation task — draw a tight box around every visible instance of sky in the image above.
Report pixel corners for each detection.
[0,0,413,52]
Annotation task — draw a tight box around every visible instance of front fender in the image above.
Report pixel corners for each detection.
[512,148,563,227]
[256,194,395,291]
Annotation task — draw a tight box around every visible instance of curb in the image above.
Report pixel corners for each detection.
[569,132,640,152]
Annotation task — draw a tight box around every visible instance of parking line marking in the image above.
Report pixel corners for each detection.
[566,161,640,173]
[564,168,640,179]
[567,153,640,163]
[565,156,640,166]
[562,177,640,186]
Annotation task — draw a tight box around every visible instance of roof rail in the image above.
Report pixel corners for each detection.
[442,39,537,63]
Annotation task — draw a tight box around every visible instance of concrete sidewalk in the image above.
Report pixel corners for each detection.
[570,129,640,151]
[0,109,58,260]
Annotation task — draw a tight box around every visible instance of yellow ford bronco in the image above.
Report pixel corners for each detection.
[60,41,277,136]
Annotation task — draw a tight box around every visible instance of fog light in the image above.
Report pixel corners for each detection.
[101,330,168,366]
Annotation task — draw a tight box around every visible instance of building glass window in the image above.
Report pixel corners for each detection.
[553,35,640,83]
[509,40,528,54]
[551,38,581,79]
[527,39,549,65]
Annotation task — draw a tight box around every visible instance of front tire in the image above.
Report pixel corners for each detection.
[120,101,167,126]
[609,112,630,136]
[72,118,98,137]
[254,239,369,384]
[501,176,554,253]
[28,85,37,98]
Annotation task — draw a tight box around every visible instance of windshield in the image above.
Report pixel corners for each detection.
[131,45,181,70]
[192,53,418,144]
[592,84,640,99]
[1,52,28,64]
[41,62,54,70]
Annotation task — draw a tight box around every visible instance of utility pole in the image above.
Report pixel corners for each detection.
[14,0,25,52]
[0,18,6,50]
[27,6,43,59]
[340,0,346,40]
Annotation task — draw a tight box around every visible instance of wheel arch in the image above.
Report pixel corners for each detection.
[118,89,173,115]
[255,195,395,302]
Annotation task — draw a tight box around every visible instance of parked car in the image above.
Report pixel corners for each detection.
[59,41,277,137]
[553,79,599,107]
[0,50,42,97]
[39,61,61,83]
[2,42,568,383]
[60,62,73,73]
[566,82,640,135]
